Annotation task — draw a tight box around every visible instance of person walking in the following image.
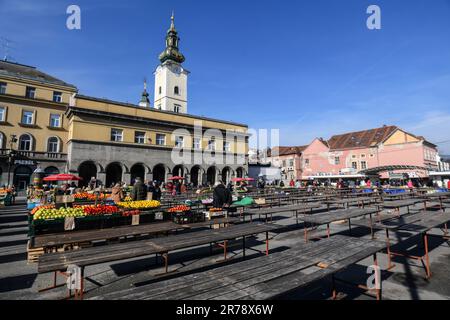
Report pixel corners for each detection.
[111,183,123,203]
[447,179,450,190]
[131,177,147,201]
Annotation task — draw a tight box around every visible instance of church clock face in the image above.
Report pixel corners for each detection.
[171,65,182,75]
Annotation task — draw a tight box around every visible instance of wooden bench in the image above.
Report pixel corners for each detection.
[37,222,281,299]
[297,208,379,242]
[90,235,386,300]
[243,203,323,223]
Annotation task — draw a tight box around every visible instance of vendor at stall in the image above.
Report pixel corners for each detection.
[212,181,232,209]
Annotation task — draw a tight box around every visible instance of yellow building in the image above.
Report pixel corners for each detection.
[0,60,77,190]
[0,15,249,190]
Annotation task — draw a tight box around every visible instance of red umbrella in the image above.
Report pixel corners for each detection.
[43,174,83,182]
[169,176,185,181]
[231,178,246,182]
[245,178,255,181]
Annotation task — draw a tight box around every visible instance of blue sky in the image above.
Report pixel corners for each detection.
[1,0,450,153]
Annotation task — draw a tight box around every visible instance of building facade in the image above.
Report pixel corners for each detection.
[0,60,77,189]
[267,146,306,183]
[0,15,249,191]
[299,126,439,181]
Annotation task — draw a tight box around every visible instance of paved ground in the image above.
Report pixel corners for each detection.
[0,202,449,300]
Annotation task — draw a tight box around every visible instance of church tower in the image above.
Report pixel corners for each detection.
[154,13,189,113]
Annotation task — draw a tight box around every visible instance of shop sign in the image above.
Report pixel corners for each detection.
[14,160,36,165]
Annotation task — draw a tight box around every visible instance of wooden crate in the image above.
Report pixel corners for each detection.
[27,240,44,263]
[27,240,93,263]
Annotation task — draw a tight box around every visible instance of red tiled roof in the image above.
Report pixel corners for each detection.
[327,125,398,150]
[270,146,307,156]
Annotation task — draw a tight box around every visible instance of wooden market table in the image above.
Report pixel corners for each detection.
[368,210,450,278]
[297,207,380,242]
[37,222,281,299]
[90,235,386,300]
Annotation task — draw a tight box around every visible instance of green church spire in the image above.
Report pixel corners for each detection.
[159,12,185,64]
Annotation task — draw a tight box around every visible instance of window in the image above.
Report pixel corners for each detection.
[361,161,367,170]
[305,159,310,165]
[223,141,231,152]
[334,156,340,165]
[193,138,201,150]
[0,106,5,122]
[282,160,287,167]
[110,128,123,142]
[174,86,180,95]
[135,131,145,144]
[157,104,162,110]
[369,154,375,158]
[207,138,216,151]
[175,136,184,148]
[351,161,358,170]
[25,86,36,99]
[22,111,34,125]
[0,82,6,94]
[174,104,181,113]
[360,154,366,158]
[156,134,166,146]
[49,114,61,127]
[289,159,294,167]
[351,154,357,159]
[19,134,32,151]
[159,86,162,95]
[53,91,62,103]
[47,137,59,153]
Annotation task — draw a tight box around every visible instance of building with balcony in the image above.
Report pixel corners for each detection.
[0,60,77,189]
[0,14,249,190]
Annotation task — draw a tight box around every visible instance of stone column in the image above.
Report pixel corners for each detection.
[97,172,106,187]
[146,172,153,182]
[123,172,131,185]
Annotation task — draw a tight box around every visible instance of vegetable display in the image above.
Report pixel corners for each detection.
[168,205,190,213]
[74,192,109,201]
[121,210,141,216]
[76,204,119,216]
[117,200,160,209]
[33,207,86,220]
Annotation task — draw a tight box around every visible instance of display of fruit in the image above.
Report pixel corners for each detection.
[209,208,223,212]
[74,192,109,201]
[31,204,55,215]
[33,207,86,220]
[121,210,141,217]
[81,204,119,216]
[123,196,132,202]
[117,200,160,209]
[201,198,213,204]
[168,205,190,213]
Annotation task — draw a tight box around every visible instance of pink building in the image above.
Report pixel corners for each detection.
[268,146,306,183]
[299,125,439,181]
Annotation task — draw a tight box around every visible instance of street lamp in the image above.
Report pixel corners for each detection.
[7,134,18,188]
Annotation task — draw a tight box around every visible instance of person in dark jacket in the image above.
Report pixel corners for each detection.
[213,181,232,208]
[131,177,147,201]
[152,182,162,201]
